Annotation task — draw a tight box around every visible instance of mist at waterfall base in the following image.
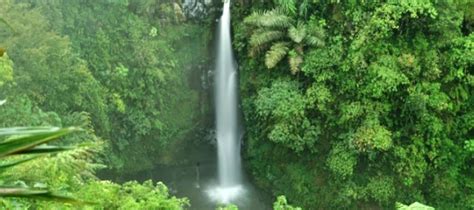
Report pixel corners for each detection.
[207,1,244,204]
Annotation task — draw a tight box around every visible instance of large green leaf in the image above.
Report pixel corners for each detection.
[0,187,86,204]
[15,145,74,155]
[0,127,88,204]
[0,127,63,136]
[0,127,79,158]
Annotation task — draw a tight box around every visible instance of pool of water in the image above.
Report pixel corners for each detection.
[101,142,271,210]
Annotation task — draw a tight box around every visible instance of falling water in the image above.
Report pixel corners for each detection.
[208,0,243,203]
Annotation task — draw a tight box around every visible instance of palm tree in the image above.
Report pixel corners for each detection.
[243,6,325,74]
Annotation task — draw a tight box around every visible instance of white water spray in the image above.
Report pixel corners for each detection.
[208,0,244,204]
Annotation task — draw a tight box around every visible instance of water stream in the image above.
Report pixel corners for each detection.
[207,0,244,204]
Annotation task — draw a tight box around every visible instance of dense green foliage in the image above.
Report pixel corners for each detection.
[397,202,434,210]
[0,127,80,200]
[273,196,302,210]
[2,0,473,209]
[1,0,209,209]
[1,0,210,171]
[75,180,188,209]
[0,125,186,209]
[235,0,473,209]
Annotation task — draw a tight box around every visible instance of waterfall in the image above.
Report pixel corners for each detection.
[208,0,244,204]
[215,0,241,187]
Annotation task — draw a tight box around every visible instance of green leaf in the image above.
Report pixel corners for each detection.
[0,187,88,204]
[275,0,297,16]
[305,19,325,47]
[0,127,61,136]
[244,9,292,28]
[16,145,74,155]
[265,42,289,69]
[289,51,303,74]
[289,23,307,43]
[305,35,324,47]
[0,127,79,158]
[249,30,285,48]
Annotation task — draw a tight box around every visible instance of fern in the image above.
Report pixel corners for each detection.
[265,42,289,69]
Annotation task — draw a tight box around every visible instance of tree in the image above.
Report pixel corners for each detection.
[273,196,302,210]
[396,202,434,210]
[235,0,474,209]
[244,4,325,74]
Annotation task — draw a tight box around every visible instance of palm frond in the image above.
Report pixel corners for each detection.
[0,187,87,204]
[0,127,79,158]
[249,44,266,57]
[305,35,325,47]
[289,51,303,74]
[305,22,326,47]
[289,22,307,44]
[275,0,297,16]
[250,30,285,48]
[299,0,310,17]
[248,29,271,56]
[15,145,73,155]
[244,9,292,28]
[0,127,62,136]
[0,126,89,204]
[265,42,289,69]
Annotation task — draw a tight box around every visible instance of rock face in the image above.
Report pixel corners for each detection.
[182,0,214,19]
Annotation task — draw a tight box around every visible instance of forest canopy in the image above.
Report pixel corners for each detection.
[234,0,473,209]
[0,0,207,208]
[0,0,472,209]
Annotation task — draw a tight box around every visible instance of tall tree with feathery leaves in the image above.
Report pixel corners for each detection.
[243,0,325,74]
